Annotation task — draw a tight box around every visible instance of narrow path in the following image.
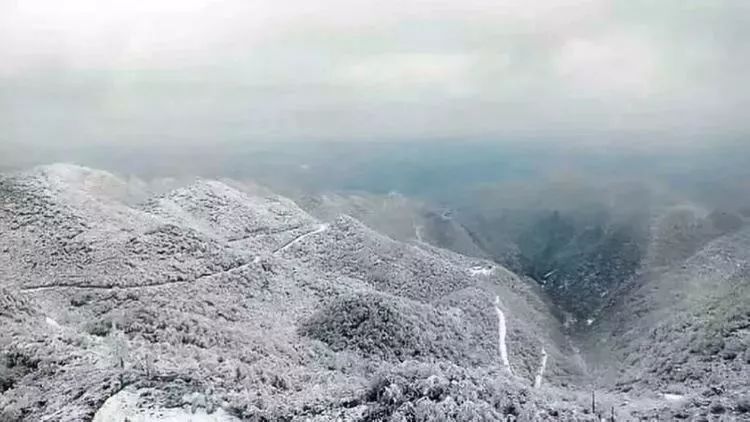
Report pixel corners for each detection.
[227,224,304,243]
[495,296,513,375]
[21,279,193,293]
[533,347,548,388]
[20,260,257,293]
[21,223,330,293]
[274,223,329,254]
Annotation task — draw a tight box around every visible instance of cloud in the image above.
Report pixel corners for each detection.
[554,35,659,99]
[339,53,479,99]
[0,0,748,145]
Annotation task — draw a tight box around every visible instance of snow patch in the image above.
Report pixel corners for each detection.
[533,347,548,388]
[495,296,513,375]
[45,316,60,328]
[414,224,424,242]
[469,266,495,277]
[93,389,239,422]
[663,393,685,402]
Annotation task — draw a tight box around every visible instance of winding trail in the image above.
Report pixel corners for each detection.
[533,347,548,388]
[21,223,330,293]
[495,296,513,375]
[20,260,259,293]
[21,279,193,293]
[274,223,329,254]
[227,224,304,244]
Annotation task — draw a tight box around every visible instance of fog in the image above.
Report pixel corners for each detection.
[2,0,749,211]
[1,0,749,152]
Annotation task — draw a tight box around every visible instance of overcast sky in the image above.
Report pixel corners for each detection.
[1,0,748,148]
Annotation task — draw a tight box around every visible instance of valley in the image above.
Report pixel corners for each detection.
[1,164,748,421]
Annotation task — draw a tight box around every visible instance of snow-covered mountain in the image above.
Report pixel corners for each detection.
[296,192,489,260]
[1,164,748,421]
[591,224,750,412]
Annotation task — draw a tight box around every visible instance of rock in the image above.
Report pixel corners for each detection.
[736,396,750,413]
[709,400,726,414]
[420,375,449,402]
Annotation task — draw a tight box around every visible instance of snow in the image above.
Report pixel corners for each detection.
[45,316,61,328]
[533,347,548,388]
[3,164,633,420]
[469,266,495,276]
[570,344,588,375]
[93,389,239,422]
[275,223,329,253]
[563,315,576,329]
[663,393,685,402]
[23,286,56,293]
[414,224,424,242]
[495,296,513,375]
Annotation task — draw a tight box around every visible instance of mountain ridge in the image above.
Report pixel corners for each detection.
[1,164,749,421]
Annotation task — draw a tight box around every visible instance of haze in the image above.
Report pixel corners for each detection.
[2,0,749,152]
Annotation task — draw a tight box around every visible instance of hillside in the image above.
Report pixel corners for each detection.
[296,192,489,260]
[1,164,749,421]
[588,224,750,416]
[0,164,588,421]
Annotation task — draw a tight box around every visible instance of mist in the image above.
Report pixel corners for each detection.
[2,0,750,224]
[2,0,749,151]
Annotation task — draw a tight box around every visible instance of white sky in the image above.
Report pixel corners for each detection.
[1,0,748,145]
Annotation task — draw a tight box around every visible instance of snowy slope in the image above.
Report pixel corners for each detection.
[589,225,750,416]
[2,164,747,421]
[0,164,590,421]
